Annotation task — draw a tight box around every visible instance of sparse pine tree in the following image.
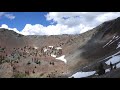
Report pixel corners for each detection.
[52,62,54,65]
[110,62,113,70]
[27,61,31,65]
[114,64,117,69]
[97,63,105,75]
[18,56,20,60]
[25,70,29,75]
[33,70,35,73]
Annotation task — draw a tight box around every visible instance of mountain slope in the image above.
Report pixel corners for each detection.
[0,17,120,78]
[67,17,120,77]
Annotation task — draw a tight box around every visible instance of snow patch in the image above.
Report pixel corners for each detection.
[116,62,120,68]
[113,36,116,39]
[55,47,62,49]
[105,68,110,73]
[56,55,67,63]
[105,55,120,65]
[51,54,56,58]
[69,71,96,78]
[95,74,98,75]
[115,36,119,39]
[34,46,38,49]
[100,51,120,62]
[26,51,29,53]
[48,46,53,48]
[43,48,47,52]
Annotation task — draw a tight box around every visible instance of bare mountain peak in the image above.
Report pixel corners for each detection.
[0,28,24,37]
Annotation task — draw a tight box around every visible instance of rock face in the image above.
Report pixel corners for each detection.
[0,17,120,78]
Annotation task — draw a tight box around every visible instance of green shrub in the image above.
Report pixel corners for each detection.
[13,73,27,78]
[40,73,44,77]
[27,61,31,65]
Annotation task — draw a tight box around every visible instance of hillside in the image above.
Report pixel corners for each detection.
[0,17,120,78]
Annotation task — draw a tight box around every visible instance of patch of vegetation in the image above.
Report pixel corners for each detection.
[0,47,5,52]
[32,70,35,73]
[50,62,54,65]
[27,61,31,65]
[46,72,56,78]
[40,73,44,77]
[13,73,27,78]
[35,60,41,65]
[97,63,105,75]
[0,55,5,64]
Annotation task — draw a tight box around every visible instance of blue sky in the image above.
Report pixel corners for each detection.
[0,12,51,31]
[0,12,120,35]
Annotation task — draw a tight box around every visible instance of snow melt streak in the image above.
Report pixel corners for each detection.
[116,42,120,49]
[103,35,120,48]
[51,54,56,58]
